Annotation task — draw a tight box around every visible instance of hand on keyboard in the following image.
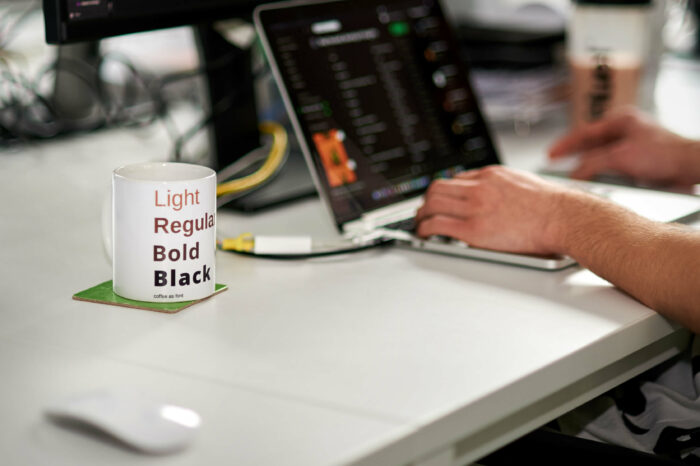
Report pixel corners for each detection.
[414,165,602,256]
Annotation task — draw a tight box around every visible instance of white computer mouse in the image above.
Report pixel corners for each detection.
[45,389,201,454]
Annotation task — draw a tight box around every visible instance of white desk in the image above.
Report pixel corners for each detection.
[0,56,697,466]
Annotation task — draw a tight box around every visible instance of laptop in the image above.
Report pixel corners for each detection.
[254,0,700,270]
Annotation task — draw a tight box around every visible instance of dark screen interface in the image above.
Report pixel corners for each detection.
[66,0,112,20]
[265,0,499,225]
[63,0,250,23]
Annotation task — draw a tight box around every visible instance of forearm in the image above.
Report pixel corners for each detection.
[554,193,700,331]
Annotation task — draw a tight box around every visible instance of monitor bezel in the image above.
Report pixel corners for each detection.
[43,0,258,44]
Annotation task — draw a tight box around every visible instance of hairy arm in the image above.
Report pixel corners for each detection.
[415,166,700,332]
[554,192,700,331]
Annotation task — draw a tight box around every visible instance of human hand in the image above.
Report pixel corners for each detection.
[415,166,583,256]
[549,109,700,186]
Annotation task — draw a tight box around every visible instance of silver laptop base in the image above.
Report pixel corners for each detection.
[400,236,576,271]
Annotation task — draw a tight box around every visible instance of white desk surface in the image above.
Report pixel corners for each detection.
[0,56,698,466]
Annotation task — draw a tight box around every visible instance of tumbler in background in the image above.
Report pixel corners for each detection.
[568,0,653,128]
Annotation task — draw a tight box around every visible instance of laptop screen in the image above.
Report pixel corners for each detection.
[257,0,500,227]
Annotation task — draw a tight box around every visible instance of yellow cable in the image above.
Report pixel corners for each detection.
[216,121,288,197]
[219,233,255,252]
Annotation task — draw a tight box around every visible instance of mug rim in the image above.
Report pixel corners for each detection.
[114,162,216,183]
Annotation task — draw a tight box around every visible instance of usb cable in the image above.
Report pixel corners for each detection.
[217,233,395,259]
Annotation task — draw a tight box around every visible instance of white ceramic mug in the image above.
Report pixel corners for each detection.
[112,162,217,302]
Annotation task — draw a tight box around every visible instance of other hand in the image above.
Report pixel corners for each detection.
[549,108,700,186]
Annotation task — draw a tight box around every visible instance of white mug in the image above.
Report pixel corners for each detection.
[112,162,217,302]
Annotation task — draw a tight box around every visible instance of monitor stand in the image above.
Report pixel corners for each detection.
[51,41,102,129]
[194,24,317,212]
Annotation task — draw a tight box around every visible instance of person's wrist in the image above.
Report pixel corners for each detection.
[541,189,581,256]
[543,189,612,257]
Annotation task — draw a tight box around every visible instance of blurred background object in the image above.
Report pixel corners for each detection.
[443,0,694,133]
[1,0,699,152]
[567,0,654,128]
[444,0,570,134]
[664,0,700,56]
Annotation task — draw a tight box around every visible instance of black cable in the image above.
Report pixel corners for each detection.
[0,8,259,146]
[0,65,64,141]
[147,48,262,149]
[1,51,163,143]
[94,51,163,128]
[0,24,265,159]
[170,65,267,162]
[171,101,221,162]
[220,239,396,260]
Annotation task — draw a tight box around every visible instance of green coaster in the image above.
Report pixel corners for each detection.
[73,281,228,314]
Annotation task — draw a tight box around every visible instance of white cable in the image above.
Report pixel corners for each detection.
[252,236,312,255]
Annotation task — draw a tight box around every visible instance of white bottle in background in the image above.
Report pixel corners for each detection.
[568,0,656,127]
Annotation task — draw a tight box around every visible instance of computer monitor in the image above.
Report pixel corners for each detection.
[43,0,260,44]
[42,0,266,172]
